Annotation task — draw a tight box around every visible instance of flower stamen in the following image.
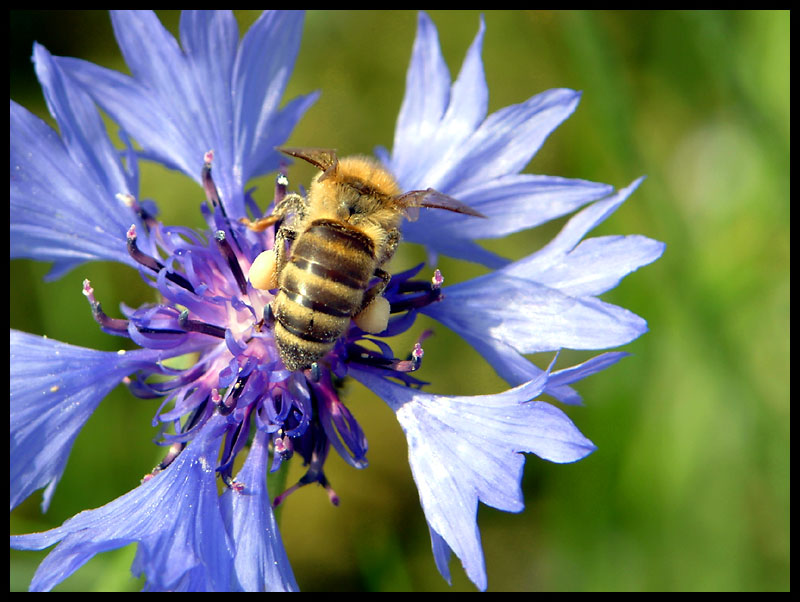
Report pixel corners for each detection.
[218,373,250,416]
[203,151,246,253]
[117,192,157,233]
[272,468,340,508]
[275,170,289,207]
[82,279,129,336]
[177,309,227,339]
[202,150,222,209]
[126,225,196,293]
[214,230,248,296]
[388,271,444,314]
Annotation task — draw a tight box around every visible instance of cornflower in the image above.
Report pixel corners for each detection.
[10,10,664,591]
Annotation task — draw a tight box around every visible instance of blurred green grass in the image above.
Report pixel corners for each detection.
[10,10,789,592]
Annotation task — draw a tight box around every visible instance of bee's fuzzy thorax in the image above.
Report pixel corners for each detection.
[336,155,402,198]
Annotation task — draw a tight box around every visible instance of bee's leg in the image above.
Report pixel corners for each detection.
[353,268,392,333]
[273,192,309,222]
[246,193,306,290]
[361,268,392,311]
[272,225,296,277]
[379,228,401,265]
[240,192,307,232]
[352,226,399,331]
[248,222,300,291]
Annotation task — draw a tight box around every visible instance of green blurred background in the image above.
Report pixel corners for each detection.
[10,10,789,592]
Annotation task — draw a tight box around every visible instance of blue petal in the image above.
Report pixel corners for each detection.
[233,11,320,182]
[351,368,595,590]
[10,330,162,512]
[428,525,454,586]
[11,414,234,592]
[444,322,628,403]
[57,10,315,218]
[54,58,192,176]
[407,87,581,195]
[10,46,146,277]
[220,430,298,592]
[425,272,648,354]
[111,9,239,210]
[179,10,240,195]
[546,352,629,405]
[31,44,137,199]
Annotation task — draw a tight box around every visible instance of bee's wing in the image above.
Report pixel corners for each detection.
[394,188,486,221]
[277,147,339,174]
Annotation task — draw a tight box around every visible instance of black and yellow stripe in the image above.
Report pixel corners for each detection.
[273,219,377,371]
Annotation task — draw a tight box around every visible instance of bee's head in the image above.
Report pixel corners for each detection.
[313,156,404,226]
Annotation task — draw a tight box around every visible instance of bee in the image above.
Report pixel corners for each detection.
[244,147,485,372]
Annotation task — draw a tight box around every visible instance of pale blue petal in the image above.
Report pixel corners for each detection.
[422,179,658,361]
[391,12,451,182]
[387,13,590,266]
[399,89,583,264]
[526,233,666,298]
[546,352,629,405]
[454,331,547,389]
[425,272,648,353]
[506,178,654,285]
[390,15,580,196]
[412,236,510,270]
[351,368,595,590]
[412,14,487,174]
[446,331,626,404]
[411,88,581,194]
[441,15,488,140]
[428,525,453,586]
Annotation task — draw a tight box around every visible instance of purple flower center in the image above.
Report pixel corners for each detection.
[83,155,445,505]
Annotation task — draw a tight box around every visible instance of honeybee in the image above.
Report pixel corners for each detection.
[244,147,485,372]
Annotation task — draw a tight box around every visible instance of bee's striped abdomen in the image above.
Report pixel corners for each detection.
[272,219,377,371]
